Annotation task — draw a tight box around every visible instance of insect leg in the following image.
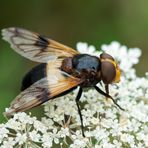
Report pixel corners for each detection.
[75,87,85,137]
[105,84,109,95]
[105,84,109,100]
[94,86,125,111]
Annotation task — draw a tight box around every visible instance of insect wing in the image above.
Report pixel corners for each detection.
[4,68,81,116]
[2,27,79,63]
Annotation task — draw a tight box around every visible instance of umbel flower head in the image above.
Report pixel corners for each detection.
[0,41,148,147]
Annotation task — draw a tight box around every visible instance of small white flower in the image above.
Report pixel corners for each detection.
[15,133,27,145]
[34,120,48,133]
[113,140,122,148]
[0,124,9,142]
[29,130,41,142]
[76,42,99,56]
[1,138,15,148]
[50,128,59,144]
[41,117,54,129]
[5,119,23,131]
[70,131,88,148]
[41,133,53,148]
[58,127,69,138]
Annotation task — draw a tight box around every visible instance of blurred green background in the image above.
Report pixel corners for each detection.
[0,0,148,122]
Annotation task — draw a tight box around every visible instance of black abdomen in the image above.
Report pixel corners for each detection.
[21,63,47,91]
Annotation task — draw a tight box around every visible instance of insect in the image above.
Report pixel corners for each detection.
[2,27,124,137]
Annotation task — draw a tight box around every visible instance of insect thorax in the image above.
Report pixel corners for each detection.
[61,54,101,87]
[72,54,100,71]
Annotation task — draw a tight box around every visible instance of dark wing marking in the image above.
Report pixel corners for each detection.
[4,67,82,116]
[2,27,79,63]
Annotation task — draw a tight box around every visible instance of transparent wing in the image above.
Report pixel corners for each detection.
[4,69,82,116]
[2,27,79,63]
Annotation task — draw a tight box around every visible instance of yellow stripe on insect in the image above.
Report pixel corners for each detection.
[113,65,121,83]
[100,58,117,67]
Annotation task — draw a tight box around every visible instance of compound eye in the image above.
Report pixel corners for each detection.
[100,52,114,61]
[100,52,121,84]
[101,60,116,84]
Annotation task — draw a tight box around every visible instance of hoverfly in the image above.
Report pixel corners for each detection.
[2,27,124,137]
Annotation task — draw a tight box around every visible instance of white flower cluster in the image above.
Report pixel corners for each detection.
[0,41,148,148]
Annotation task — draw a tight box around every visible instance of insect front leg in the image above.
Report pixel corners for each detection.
[94,86,125,111]
[75,87,85,137]
[105,84,109,100]
[105,84,109,95]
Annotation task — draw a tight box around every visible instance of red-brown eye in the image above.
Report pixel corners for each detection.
[100,53,119,84]
[101,59,116,84]
[100,52,114,61]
